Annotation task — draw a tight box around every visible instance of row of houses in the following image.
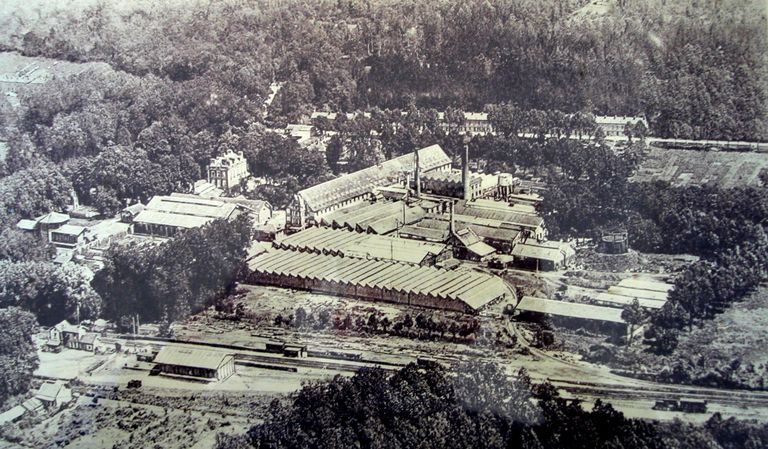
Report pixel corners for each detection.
[305,111,648,138]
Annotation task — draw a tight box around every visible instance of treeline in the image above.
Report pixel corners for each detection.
[273,307,482,342]
[3,0,765,141]
[626,183,768,257]
[92,216,252,329]
[218,361,768,449]
[0,260,101,326]
[645,235,768,355]
[0,308,39,407]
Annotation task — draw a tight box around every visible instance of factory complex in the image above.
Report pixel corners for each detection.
[247,144,577,314]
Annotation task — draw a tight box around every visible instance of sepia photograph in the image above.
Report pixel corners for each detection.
[0,0,767,447]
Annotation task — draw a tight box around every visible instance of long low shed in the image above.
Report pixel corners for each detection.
[592,292,666,310]
[606,286,669,302]
[247,249,512,313]
[514,296,629,338]
[617,278,674,293]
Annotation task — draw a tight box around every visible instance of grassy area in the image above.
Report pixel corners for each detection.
[573,285,768,390]
[662,285,768,389]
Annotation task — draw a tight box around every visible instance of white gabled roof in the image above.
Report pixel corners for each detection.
[516,296,626,324]
[154,346,233,370]
[297,145,450,213]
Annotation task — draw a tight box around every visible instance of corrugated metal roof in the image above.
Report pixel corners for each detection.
[464,240,497,257]
[0,405,25,425]
[146,196,236,219]
[52,224,86,236]
[36,212,70,225]
[591,293,665,309]
[249,250,510,311]
[366,206,425,234]
[511,241,575,262]
[16,219,38,230]
[277,227,445,265]
[298,145,451,212]
[420,216,521,242]
[398,225,450,242]
[516,296,626,323]
[154,346,233,370]
[35,381,66,402]
[133,210,213,228]
[454,202,543,228]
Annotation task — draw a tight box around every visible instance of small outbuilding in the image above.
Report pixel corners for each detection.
[510,240,575,271]
[34,381,72,409]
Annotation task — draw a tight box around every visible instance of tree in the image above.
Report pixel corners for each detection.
[621,298,645,346]
[94,215,252,325]
[0,228,55,262]
[0,261,102,326]
[367,313,379,332]
[0,162,73,225]
[0,307,39,404]
[294,307,307,328]
[325,135,344,174]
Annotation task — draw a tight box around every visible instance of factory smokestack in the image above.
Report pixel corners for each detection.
[449,201,455,236]
[414,148,421,198]
[462,143,471,200]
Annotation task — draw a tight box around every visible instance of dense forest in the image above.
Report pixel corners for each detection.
[1,0,766,141]
[0,0,765,216]
[217,361,768,449]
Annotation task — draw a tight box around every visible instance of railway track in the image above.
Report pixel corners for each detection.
[126,336,768,416]
[549,377,768,408]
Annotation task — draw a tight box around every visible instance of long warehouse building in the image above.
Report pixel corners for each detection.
[247,249,512,313]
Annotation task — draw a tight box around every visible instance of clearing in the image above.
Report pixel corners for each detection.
[632,146,768,188]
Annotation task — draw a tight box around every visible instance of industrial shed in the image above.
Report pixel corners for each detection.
[454,201,545,238]
[247,250,512,313]
[510,241,575,271]
[132,195,238,237]
[320,200,426,233]
[276,227,448,265]
[590,292,666,310]
[514,296,629,338]
[289,144,451,227]
[617,278,674,293]
[606,286,669,302]
[405,217,521,252]
[153,346,235,381]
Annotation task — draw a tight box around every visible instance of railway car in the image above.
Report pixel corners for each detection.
[652,398,707,413]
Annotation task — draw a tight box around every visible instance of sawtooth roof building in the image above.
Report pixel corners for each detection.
[247,249,512,313]
[288,144,451,228]
[275,227,449,265]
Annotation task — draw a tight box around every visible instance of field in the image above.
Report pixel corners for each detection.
[632,146,768,188]
[665,285,768,389]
